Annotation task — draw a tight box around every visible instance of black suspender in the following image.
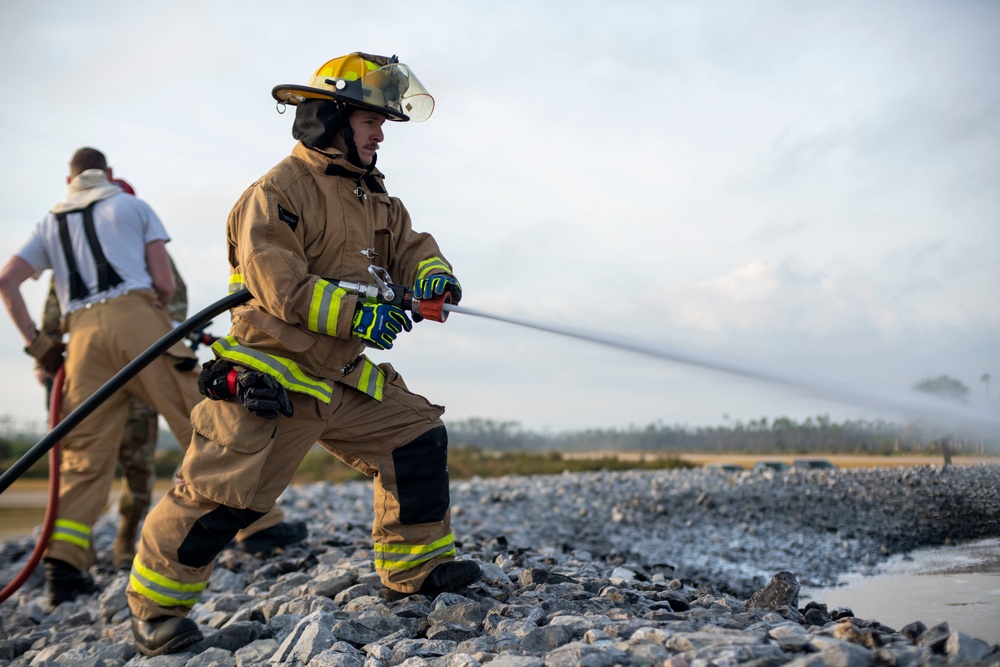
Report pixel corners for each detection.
[55,208,90,301]
[54,201,124,300]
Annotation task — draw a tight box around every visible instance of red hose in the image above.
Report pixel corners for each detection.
[0,366,63,603]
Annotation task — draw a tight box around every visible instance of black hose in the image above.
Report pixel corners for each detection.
[0,289,251,495]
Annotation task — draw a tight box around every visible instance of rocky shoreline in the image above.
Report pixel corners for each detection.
[1,464,999,666]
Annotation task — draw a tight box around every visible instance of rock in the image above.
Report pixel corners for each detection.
[944,631,992,662]
[0,466,997,667]
[746,570,800,611]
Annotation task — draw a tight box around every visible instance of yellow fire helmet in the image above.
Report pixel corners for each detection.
[272,52,434,122]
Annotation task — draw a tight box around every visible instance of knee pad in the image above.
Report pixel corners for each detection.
[392,425,449,524]
[177,506,265,567]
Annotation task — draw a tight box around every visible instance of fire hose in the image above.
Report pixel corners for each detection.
[2,266,998,601]
[0,266,451,497]
[0,367,63,603]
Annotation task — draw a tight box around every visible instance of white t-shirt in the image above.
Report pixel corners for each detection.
[17,192,171,314]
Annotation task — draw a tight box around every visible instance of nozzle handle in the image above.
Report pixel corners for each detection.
[412,292,451,323]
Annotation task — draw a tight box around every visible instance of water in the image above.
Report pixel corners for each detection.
[800,538,1000,645]
[448,304,1000,437]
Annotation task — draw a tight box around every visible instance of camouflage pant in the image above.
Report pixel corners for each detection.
[117,398,158,523]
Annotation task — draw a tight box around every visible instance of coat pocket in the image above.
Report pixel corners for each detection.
[183,399,277,510]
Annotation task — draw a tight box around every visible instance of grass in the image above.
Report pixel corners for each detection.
[291,446,694,484]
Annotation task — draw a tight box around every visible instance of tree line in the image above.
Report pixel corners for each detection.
[445,414,998,456]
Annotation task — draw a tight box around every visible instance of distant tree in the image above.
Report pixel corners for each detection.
[982,373,992,406]
[913,375,969,465]
[913,375,970,403]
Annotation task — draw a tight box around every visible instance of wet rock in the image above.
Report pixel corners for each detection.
[746,570,800,611]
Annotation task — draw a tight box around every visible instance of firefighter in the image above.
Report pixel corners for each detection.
[126,52,482,656]
[36,277,166,569]
[0,151,307,607]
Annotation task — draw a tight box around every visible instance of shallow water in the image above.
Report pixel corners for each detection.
[800,537,1000,645]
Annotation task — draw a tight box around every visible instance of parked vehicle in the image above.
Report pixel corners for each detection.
[792,458,836,470]
[752,461,790,472]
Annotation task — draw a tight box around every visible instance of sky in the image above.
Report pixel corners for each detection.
[1,0,998,438]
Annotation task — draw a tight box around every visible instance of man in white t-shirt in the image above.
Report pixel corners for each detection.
[1,148,308,606]
[0,147,207,605]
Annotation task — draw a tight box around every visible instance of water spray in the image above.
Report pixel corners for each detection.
[335,265,999,438]
[441,303,1000,439]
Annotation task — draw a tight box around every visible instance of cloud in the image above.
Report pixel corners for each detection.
[0,1,996,432]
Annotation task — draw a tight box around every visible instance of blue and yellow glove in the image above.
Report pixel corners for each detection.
[414,274,462,304]
[352,302,413,350]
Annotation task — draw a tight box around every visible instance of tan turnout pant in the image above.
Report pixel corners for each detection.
[127,362,451,620]
[45,291,285,572]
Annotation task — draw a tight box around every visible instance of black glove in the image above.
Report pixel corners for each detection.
[198,359,294,419]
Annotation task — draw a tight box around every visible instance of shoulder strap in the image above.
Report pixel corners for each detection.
[79,203,124,292]
[55,211,91,300]
[53,201,124,300]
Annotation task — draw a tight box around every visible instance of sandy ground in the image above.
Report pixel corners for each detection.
[0,479,173,538]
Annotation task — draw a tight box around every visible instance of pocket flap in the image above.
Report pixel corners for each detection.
[191,399,275,454]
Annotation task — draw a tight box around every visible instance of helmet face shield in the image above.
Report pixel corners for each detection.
[273,53,435,122]
[364,63,434,122]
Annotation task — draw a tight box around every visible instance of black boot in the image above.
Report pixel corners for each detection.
[44,558,96,606]
[382,560,483,600]
[132,616,203,657]
[239,520,308,554]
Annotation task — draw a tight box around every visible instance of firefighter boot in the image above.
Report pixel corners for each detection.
[113,516,141,570]
[382,560,483,601]
[44,558,97,606]
[132,616,204,657]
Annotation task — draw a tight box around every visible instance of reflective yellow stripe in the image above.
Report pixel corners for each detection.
[51,518,90,549]
[356,358,385,401]
[415,257,451,283]
[212,337,334,403]
[228,273,244,294]
[308,280,347,335]
[374,532,457,571]
[130,556,207,609]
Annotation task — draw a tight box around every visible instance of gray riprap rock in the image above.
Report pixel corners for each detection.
[944,631,992,662]
[427,600,483,628]
[197,619,270,653]
[96,572,129,622]
[235,638,279,666]
[426,653,481,667]
[187,646,238,667]
[1,466,998,667]
[543,640,629,667]
[425,623,479,642]
[308,570,359,598]
[269,611,338,664]
[310,647,367,667]
[746,570,800,611]
[520,624,574,654]
[483,656,544,667]
[784,640,874,667]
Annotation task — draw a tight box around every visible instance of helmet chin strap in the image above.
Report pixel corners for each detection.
[339,124,377,173]
[340,126,362,167]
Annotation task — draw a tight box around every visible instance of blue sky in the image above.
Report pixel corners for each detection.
[1,1,997,436]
